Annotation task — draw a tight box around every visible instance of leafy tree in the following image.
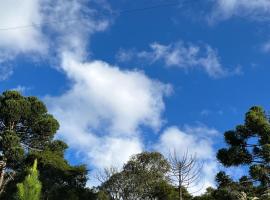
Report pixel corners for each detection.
[214,172,244,200]
[217,106,270,194]
[17,159,42,200]
[193,174,258,200]
[0,91,95,199]
[101,151,174,199]
[151,180,178,200]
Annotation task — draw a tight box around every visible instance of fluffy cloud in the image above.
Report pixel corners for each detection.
[0,2,223,193]
[0,0,110,79]
[211,0,270,22]
[90,136,143,169]
[42,0,109,59]
[45,54,171,172]
[117,42,239,78]
[0,0,47,78]
[155,125,219,194]
[1,0,168,180]
[0,0,45,53]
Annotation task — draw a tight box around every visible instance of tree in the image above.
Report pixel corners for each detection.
[168,150,203,200]
[151,180,179,200]
[97,190,110,200]
[261,188,270,200]
[193,173,259,200]
[101,151,173,199]
[17,159,42,200]
[214,172,244,200]
[217,106,270,196]
[95,166,119,184]
[0,91,94,199]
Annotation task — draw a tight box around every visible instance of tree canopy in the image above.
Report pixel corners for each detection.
[0,91,95,199]
[100,151,192,200]
[216,106,270,198]
[1,91,269,199]
[217,107,270,186]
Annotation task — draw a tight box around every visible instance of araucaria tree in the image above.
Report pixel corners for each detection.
[17,159,42,200]
[0,91,95,199]
[168,150,203,200]
[217,106,270,196]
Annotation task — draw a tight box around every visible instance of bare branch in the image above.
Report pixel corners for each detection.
[168,148,204,200]
[95,166,119,184]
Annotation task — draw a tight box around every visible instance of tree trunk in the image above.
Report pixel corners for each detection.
[0,160,6,195]
[179,173,182,200]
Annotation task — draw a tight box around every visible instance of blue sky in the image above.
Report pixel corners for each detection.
[1,0,270,193]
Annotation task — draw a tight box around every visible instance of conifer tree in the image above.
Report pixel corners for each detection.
[0,91,95,199]
[217,106,270,197]
[17,159,42,200]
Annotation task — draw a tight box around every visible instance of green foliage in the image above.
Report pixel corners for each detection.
[217,106,270,192]
[97,190,110,200]
[1,130,24,168]
[0,91,95,199]
[261,188,270,200]
[101,151,179,199]
[215,171,233,188]
[0,91,59,167]
[17,159,42,200]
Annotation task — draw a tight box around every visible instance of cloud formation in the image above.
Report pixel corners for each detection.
[0,0,110,77]
[45,54,171,171]
[0,1,223,194]
[0,0,45,53]
[211,0,270,22]
[1,0,169,184]
[0,0,47,78]
[117,42,239,78]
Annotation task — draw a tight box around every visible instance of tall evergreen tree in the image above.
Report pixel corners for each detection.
[0,91,94,199]
[17,159,42,200]
[217,106,270,197]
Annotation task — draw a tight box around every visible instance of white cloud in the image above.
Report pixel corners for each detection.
[116,49,135,63]
[0,0,46,53]
[0,2,224,193]
[0,0,152,182]
[155,125,219,195]
[10,85,31,94]
[90,136,143,169]
[262,41,270,53]
[45,55,171,176]
[0,0,150,182]
[117,42,239,78]
[42,0,110,60]
[0,0,49,80]
[0,0,110,72]
[211,0,270,22]
[0,65,13,81]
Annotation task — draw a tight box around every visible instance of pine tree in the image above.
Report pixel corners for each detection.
[0,91,95,199]
[17,159,42,200]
